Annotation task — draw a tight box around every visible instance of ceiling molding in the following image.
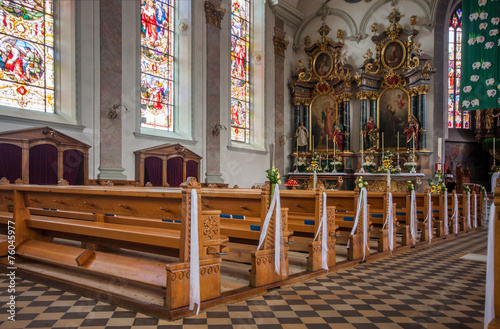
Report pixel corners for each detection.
[268,0,305,29]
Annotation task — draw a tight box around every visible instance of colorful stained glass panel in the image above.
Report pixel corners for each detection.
[231,0,250,143]
[140,0,174,131]
[0,0,53,113]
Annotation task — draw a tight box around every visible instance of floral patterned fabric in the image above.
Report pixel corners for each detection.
[459,0,500,111]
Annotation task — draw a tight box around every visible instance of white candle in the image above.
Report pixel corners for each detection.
[382,132,384,153]
[413,132,415,153]
[296,137,299,154]
[361,132,364,153]
[387,170,391,188]
[326,136,329,156]
[437,137,442,171]
[397,132,399,149]
[494,138,496,158]
[313,136,315,153]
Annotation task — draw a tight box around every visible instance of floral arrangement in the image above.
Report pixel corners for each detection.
[480,185,486,193]
[463,185,471,194]
[362,161,377,172]
[305,153,323,172]
[404,161,417,172]
[285,179,299,189]
[266,166,281,185]
[428,172,446,194]
[407,180,415,191]
[330,160,343,169]
[376,149,401,173]
[356,176,368,189]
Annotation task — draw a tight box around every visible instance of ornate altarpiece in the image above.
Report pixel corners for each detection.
[289,24,357,189]
[357,9,435,175]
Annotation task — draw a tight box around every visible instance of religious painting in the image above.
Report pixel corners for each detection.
[382,40,406,70]
[313,52,333,77]
[310,94,339,151]
[377,88,409,149]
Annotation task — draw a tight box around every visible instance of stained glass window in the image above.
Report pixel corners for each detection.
[0,0,54,113]
[448,4,469,129]
[230,0,250,143]
[140,0,174,131]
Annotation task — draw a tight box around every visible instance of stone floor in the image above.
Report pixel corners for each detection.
[0,228,488,329]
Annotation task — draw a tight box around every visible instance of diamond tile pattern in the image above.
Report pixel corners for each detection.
[0,229,488,329]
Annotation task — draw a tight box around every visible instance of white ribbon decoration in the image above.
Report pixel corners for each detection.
[257,185,282,274]
[314,192,329,270]
[466,192,471,230]
[484,203,495,329]
[473,194,478,229]
[410,190,417,244]
[423,193,432,244]
[453,193,459,234]
[382,192,394,254]
[189,189,200,314]
[444,191,449,235]
[348,187,369,261]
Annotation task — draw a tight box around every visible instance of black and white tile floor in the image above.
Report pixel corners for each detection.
[0,229,488,329]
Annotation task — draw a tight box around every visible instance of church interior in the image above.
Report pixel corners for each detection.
[0,0,499,327]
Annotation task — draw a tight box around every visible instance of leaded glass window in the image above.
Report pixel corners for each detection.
[140,0,174,131]
[230,0,250,143]
[0,0,54,113]
[448,4,469,129]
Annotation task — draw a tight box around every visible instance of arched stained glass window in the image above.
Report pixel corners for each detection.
[0,1,54,113]
[448,4,469,129]
[140,0,174,131]
[230,0,250,143]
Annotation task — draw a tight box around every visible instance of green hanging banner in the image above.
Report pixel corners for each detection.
[459,0,500,111]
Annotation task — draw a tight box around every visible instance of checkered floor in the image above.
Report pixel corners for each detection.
[0,229,488,329]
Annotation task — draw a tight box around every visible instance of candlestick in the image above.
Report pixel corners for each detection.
[397,132,399,149]
[437,137,442,172]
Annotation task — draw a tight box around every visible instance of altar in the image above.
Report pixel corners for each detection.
[286,172,348,190]
[354,172,425,192]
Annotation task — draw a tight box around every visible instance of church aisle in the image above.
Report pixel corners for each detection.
[0,229,487,329]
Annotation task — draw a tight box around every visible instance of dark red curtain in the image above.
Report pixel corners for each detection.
[0,143,22,183]
[63,150,83,185]
[29,144,57,185]
[145,156,163,186]
[186,160,198,180]
[167,157,183,187]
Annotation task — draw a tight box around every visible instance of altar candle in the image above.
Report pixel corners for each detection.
[437,137,442,164]
[387,170,391,188]
[296,137,299,154]
[382,132,384,153]
[413,133,415,153]
[494,137,496,159]
[361,132,364,153]
[326,137,329,156]
[397,132,399,149]
[313,136,315,153]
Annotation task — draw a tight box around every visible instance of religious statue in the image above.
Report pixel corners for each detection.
[403,114,419,150]
[363,116,378,151]
[295,121,308,152]
[333,119,344,151]
[295,59,306,77]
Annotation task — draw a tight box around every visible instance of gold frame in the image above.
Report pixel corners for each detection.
[312,51,334,78]
[381,39,406,70]
[309,94,338,151]
[377,87,410,150]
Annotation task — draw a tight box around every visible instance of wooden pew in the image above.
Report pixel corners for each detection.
[392,192,415,245]
[0,178,225,311]
[366,191,398,252]
[200,184,291,287]
[280,187,336,272]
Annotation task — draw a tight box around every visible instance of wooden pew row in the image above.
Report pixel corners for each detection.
[200,186,293,286]
[0,179,225,311]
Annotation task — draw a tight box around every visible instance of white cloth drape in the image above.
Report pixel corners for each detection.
[423,193,432,244]
[484,204,495,329]
[466,192,471,230]
[410,190,418,244]
[382,192,394,254]
[189,189,200,314]
[444,191,449,235]
[257,185,282,274]
[453,193,459,234]
[473,194,478,229]
[349,187,369,261]
[314,192,329,270]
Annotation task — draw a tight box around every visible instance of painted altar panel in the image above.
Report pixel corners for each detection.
[310,94,337,151]
[377,88,409,149]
